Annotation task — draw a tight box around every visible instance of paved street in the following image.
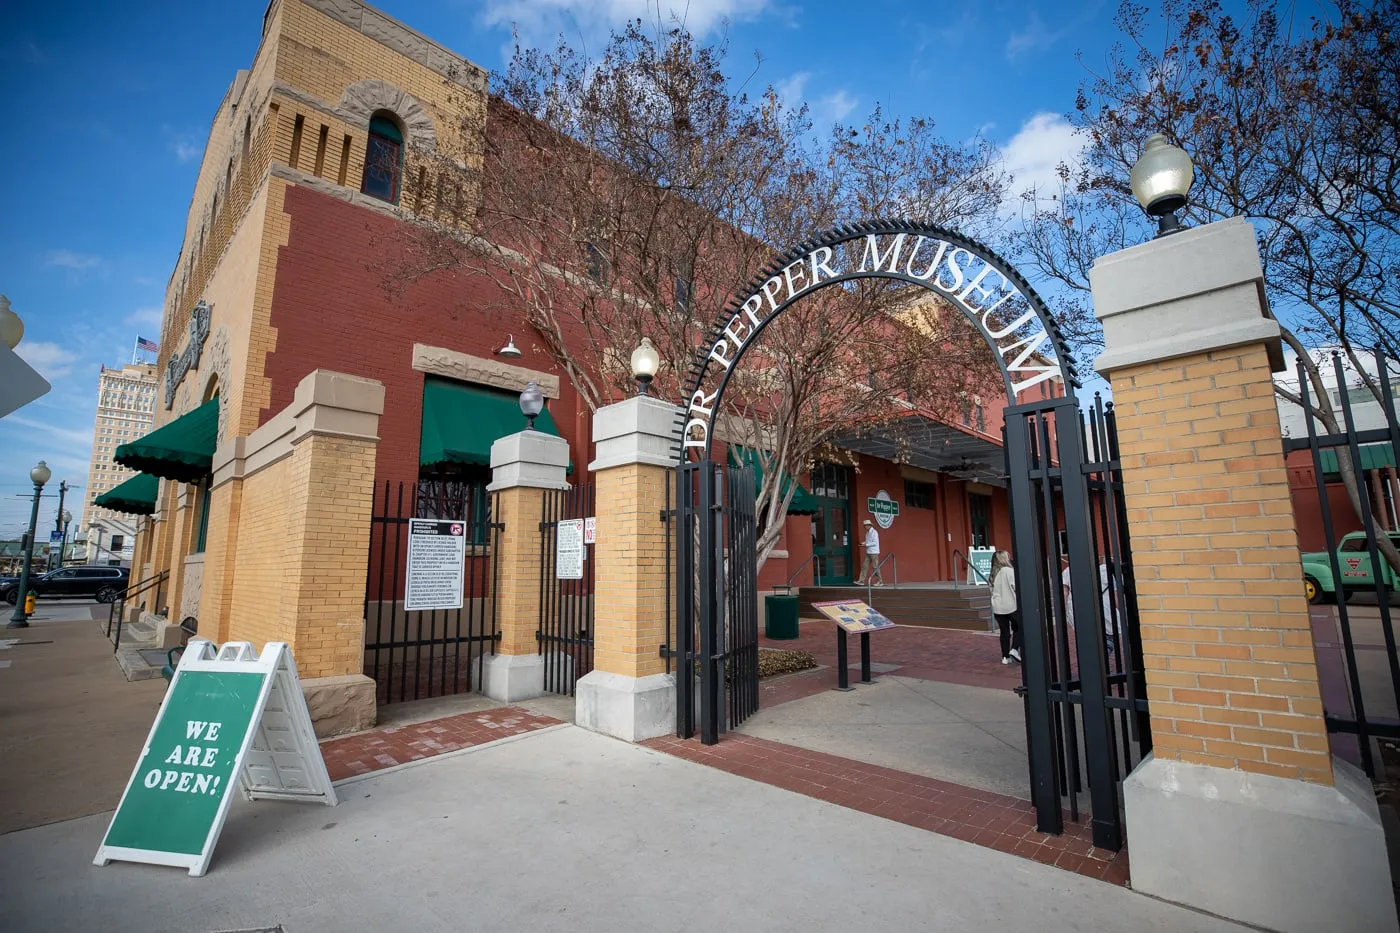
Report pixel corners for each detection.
[0,724,1251,933]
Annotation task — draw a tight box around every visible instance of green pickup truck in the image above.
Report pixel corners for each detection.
[1302,531,1400,604]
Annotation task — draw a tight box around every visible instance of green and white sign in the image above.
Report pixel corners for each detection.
[95,640,336,877]
[867,490,900,529]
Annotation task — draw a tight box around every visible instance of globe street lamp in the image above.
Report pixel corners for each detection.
[10,460,52,627]
[518,381,544,431]
[0,294,23,349]
[1129,133,1195,238]
[630,337,661,396]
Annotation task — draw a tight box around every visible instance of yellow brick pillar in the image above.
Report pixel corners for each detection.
[218,369,384,737]
[480,429,570,701]
[575,395,678,741]
[1091,216,1393,932]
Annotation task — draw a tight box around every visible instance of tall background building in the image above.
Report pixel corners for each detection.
[83,362,158,565]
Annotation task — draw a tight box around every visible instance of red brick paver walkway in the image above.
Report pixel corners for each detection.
[762,621,1020,691]
[644,732,1128,886]
[319,706,561,782]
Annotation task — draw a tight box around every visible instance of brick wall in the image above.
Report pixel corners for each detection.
[1110,344,1332,785]
[263,181,589,493]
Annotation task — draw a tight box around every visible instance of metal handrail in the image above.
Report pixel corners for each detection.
[864,553,898,606]
[108,569,169,653]
[952,549,991,589]
[774,554,817,594]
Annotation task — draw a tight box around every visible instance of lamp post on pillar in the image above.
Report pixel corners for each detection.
[630,338,660,396]
[10,460,52,627]
[1129,133,1194,238]
[518,381,544,431]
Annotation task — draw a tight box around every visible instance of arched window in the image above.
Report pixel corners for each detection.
[361,112,404,204]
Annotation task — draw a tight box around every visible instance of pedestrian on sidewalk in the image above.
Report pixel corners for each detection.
[991,549,1021,664]
[856,519,884,586]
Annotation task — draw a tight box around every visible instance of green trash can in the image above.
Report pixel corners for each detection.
[765,594,800,640]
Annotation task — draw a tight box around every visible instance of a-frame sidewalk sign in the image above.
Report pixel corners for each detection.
[94,640,337,876]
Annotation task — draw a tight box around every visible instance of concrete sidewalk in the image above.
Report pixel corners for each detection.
[741,675,1032,799]
[0,607,166,835]
[0,725,1249,933]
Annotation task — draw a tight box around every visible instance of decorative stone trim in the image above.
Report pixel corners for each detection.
[1091,217,1285,375]
[411,343,560,398]
[212,370,385,489]
[339,79,437,151]
[589,396,682,472]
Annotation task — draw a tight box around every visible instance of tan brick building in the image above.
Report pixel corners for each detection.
[116,0,1028,717]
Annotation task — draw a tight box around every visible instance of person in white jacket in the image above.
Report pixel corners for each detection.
[990,549,1021,664]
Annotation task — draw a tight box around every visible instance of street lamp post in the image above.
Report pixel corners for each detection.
[10,460,52,627]
[60,509,72,568]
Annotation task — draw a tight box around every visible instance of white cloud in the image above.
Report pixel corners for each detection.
[124,307,164,327]
[172,138,200,162]
[14,341,80,380]
[775,72,809,109]
[45,250,100,270]
[482,0,773,49]
[1001,111,1085,203]
[3,414,95,450]
[1006,11,1068,59]
[814,89,857,124]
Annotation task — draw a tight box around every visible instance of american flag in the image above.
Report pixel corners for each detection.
[136,336,158,353]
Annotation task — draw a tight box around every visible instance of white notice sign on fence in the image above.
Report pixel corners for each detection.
[556,518,584,580]
[404,518,467,611]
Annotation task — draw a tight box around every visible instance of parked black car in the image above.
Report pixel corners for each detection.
[0,565,129,604]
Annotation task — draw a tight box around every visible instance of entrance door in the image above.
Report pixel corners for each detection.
[969,493,991,547]
[810,462,853,585]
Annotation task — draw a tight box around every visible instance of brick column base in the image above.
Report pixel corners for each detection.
[575,396,679,742]
[480,430,569,702]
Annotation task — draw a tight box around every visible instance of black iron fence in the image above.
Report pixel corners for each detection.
[1282,348,1400,777]
[668,459,760,743]
[364,480,501,705]
[537,484,595,696]
[1006,395,1150,852]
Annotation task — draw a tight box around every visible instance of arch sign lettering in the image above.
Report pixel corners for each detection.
[677,220,1080,459]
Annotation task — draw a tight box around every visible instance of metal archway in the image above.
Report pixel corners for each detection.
[668,219,1147,853]
[673,219,1081,463]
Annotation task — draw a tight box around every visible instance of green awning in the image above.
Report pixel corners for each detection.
[114,398,218,484]
[93,472,159,516]
[420,377,562,468]
[1319,442,1396,475]
[728,446,820,516]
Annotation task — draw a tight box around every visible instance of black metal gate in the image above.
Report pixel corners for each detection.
[538,484,595,695]
[1283,348,1400,777]
[670,458,760,743]
[1006,395,1150,852]
[364,479,501,705]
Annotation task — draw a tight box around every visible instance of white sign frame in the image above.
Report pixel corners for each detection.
[94,640,336,877]
[556,518,584,580]
[404,517,468,611]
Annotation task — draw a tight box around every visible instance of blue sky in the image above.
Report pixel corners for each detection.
[0,0,1138,536]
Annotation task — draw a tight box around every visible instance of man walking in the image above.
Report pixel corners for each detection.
[856,519,884,586]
